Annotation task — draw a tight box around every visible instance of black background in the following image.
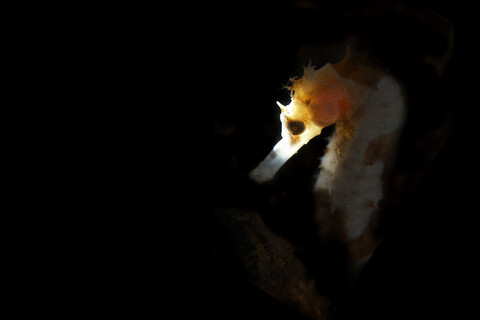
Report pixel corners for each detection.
[14,2,472,319]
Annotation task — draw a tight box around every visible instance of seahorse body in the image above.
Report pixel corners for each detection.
[251,48,406,275]
[314,70,405,274]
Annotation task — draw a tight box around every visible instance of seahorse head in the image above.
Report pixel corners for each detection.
[250,53,362,183]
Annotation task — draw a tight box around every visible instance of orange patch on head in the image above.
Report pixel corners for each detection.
[289,63,353,128]
[310,92,351,127]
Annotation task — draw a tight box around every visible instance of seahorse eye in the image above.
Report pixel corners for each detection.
[286,120,306,135]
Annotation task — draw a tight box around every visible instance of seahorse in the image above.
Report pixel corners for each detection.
[250,48,406,279]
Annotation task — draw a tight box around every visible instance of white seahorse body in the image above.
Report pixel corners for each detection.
[315,74,405,240]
